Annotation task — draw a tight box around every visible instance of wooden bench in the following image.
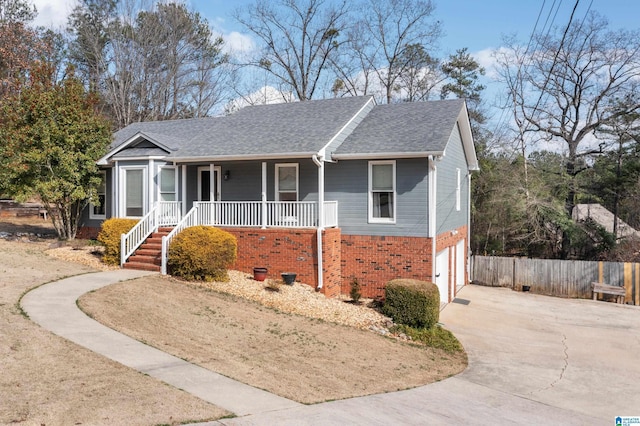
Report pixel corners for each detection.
[592,282,626,304]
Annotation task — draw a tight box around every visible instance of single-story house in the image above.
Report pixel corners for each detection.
[80,95,478,302]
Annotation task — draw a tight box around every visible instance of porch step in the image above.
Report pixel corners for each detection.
[123,262,161,272]
[123,227,173,272]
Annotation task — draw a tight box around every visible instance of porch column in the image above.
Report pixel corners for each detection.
[209,163,215,201]
[149,159,155,222]
[181,165,187,215]
[261,162,267,229]
[113,160,119,217]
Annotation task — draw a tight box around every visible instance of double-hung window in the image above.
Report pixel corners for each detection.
[159,167,177,201]
[276,164,298,201]
[369,160,396,223]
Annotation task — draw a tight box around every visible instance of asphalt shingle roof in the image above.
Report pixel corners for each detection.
[105,96,468,162]
[168,96,373,159]
[335,99,465,156]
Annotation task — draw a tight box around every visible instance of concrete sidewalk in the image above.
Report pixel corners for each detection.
[22,271,629,424]
[21,270,300,417]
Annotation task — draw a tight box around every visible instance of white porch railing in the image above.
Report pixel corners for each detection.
[195,201,338,228]
[160,200,338,274]
[120,201,182,266]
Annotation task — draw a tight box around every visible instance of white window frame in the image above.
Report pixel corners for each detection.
[456,168,461,212]
[368,160,396,224]
[119,165,147,218]
[275,163,299,201]
[158,165,178,202]
[89,170,107,220]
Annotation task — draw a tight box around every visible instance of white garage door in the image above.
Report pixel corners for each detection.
[435,249,449,304]
[456,239,466,292]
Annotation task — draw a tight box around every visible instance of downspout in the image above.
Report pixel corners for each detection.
[261,162,267,229]
[312,154,324,291]
[428,156,437,283]
[467,172,472,284]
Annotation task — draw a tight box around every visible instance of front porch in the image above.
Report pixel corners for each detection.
[120,200,338,277]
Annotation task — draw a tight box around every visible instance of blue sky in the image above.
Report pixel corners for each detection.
[191,0,638,60]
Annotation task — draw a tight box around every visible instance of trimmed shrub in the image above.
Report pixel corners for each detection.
[97,218,139,265]
[382,279,440,329]
[168,226,237,281]
[350,277,362,303]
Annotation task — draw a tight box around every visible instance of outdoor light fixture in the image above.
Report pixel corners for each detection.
[224,170,230,180]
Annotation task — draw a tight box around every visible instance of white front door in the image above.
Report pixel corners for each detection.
[120,167,146,217]
[435,249,450,304]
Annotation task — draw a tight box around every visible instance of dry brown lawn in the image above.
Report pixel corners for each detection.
[0,230,228,425]
[1,216,467,423]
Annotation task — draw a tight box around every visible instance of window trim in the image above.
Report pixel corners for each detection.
[368,160,396,224]
[119,165,147,218]
[275,163,299,202]
[89,170,107,220]
[158,165,178,202]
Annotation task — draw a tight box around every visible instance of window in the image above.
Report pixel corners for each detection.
[369,160,395,223]
[90,171,107,219]
[159,167,177,201]
[276,164,298,201]
[456,168,461,211]
[122,167,145,217]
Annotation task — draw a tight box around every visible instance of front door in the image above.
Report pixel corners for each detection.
[198,166,221,201]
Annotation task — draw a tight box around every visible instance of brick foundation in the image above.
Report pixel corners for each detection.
[76,226,101,240]
[80,222,468,301]
[222,227,342,297]
[340,234,434,299]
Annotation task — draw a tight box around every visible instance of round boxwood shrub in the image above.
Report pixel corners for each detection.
[97,218,139,265]
[168,226,237,281]
[382,279,440,329]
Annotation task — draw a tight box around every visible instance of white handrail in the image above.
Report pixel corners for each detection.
[161,202,200,275]
[120,201,182,267]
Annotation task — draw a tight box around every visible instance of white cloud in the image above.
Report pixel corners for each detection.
[31,0,77,28]
[222,31,255,54]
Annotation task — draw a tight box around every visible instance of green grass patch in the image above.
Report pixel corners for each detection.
[392,324,464,354]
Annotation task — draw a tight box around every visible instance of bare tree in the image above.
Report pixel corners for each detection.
[333,0,441,104]
[495,12,640,257]
[68,0,229,128]
[234,0,348,101]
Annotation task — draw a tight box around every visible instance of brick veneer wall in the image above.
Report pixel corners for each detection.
[340,234,434,299]
[340,225,469,300]
[77,226,101,239]
[222,227,342,297]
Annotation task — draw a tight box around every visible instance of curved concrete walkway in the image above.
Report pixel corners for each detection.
[21,270,300,417]
[23,271,635,424]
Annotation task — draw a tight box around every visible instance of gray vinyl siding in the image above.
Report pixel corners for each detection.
[436,123,470,234]
[182,159,320,210]
[324,99,374,155]
[325,158,429,237]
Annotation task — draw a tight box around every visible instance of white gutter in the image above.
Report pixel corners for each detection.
[312,154,324,291]
[168,152,317,163]
[428,156,437,283]
[332,151,443,161]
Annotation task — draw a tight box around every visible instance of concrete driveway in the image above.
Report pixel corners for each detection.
[218,284,640,425]
[439,285,640,423]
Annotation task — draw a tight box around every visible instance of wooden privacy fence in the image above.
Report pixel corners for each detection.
[471,256,639,305]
